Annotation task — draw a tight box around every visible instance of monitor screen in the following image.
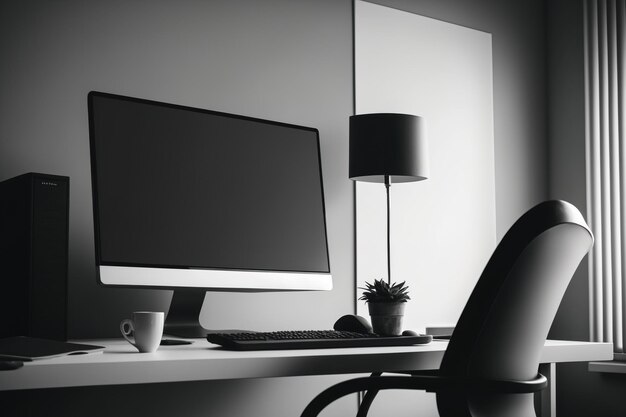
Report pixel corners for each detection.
[88,92,332,291]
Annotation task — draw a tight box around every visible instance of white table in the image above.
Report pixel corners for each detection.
[0,339,612,416]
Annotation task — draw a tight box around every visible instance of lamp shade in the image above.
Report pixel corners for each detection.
[349,113,428,183]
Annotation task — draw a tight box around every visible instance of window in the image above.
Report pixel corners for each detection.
[585,0,626,358]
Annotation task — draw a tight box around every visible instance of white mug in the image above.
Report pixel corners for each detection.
[120,311,164,353]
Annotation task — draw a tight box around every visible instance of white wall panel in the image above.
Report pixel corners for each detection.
[355,1,496,335]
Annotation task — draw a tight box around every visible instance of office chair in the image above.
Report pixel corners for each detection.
[302,200,593,417]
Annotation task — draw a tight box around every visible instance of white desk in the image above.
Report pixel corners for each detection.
[0,339,612,416]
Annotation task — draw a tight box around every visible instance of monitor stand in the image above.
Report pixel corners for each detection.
[163,289,208,338]
[163,289,250,339]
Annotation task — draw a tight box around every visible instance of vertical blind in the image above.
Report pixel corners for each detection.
[585,0,626,353]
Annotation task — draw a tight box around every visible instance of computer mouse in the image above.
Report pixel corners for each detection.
[402,330,419,337]
[333,314,373,333]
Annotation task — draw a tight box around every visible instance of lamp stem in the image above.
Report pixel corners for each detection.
[384,174,391,286]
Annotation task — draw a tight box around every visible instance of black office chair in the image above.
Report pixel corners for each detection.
[302,200,593,417]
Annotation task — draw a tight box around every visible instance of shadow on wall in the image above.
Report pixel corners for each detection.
[556,363,626,417]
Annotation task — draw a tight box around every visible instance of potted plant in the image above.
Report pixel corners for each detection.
[359,279,410,336]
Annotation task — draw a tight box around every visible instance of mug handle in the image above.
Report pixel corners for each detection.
[120,319,137,348]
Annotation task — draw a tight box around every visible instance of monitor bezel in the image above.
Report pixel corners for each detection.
[87,91,332,292]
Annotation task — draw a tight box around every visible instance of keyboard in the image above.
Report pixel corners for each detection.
[206,330,432,351]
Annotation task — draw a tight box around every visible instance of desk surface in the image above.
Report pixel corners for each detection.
[0,339,612,391]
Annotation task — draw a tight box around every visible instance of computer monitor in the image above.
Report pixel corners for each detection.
[88,91,332,337]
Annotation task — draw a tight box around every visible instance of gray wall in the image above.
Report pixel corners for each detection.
[0,0,551,416]
[548,1,626,416]
[0,0,354,339]
[0,1,356,416]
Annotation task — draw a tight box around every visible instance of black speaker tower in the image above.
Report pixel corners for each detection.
[0,173,69,340]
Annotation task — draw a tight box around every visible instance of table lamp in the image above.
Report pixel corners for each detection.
[349,113,428,284]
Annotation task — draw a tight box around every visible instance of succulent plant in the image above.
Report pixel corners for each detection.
[358,279,410,303]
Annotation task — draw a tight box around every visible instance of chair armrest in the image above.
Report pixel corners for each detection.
[410,370,548,393]
[301,372,547,417]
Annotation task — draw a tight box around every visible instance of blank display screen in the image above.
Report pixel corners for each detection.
[89,93,330,274]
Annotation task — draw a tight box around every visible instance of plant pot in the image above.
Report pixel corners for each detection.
[367,302,406,336]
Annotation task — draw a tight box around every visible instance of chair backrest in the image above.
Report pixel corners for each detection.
[440,200,593,381]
